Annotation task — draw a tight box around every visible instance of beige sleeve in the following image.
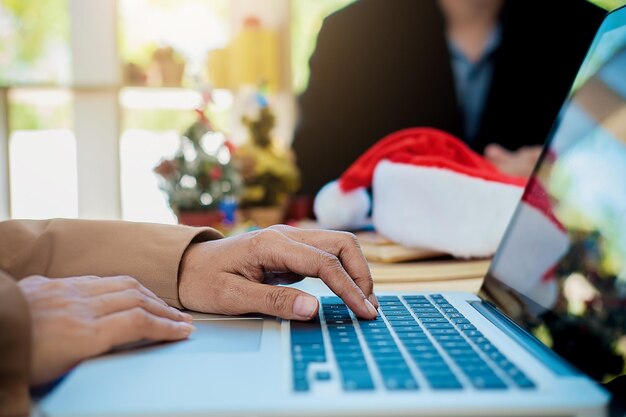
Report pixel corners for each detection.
[0,270,31,417]
[0,219,222,308]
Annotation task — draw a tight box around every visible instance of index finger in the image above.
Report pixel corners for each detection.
[253,230,378,319]
[79,275,168,306]
[268,225,376,306]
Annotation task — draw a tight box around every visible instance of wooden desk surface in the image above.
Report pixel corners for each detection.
[293,257,488,295]
[374,276,483,293]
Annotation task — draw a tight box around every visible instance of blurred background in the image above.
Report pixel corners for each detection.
[0,0,621,227]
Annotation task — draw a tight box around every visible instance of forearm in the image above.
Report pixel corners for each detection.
[0,219,222,308]
[0,271,31,417]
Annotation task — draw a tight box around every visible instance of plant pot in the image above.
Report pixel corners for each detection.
[238,205,286,228]
[176,210,224,228]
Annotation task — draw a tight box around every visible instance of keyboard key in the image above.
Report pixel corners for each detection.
[423,322,454,329]
[468,374,507,389]
[396,332,427,340]
[337,359,368,370]
[428,378,463,390]
[439,340,470,348]
[446,347,476,356]
[377,362,411,372]
[414,312,444,318]
[326,319,353,325]
[410,308,439,313]
[381,310,410,316]
[357,315,385,322]
[464,330,484,338]
[432,334,465,342]
[389,320,417,327]
[382,373,419,390]
[294,379,309,392]
[410,351,442,362]
[368,340,397,348]
[379,296,401,302]
[360,327,392,335]
[419,360,450,370]
[315,371,332,381]
[420,317,449,323]
[403,295,428,301]
[405,344,438,353]
[385,315,415,321]
[393,326,424,333]
[382,305,408,312]
[342,372,375,391]
[378,301,404,306]
[512,374,535,388]
[429,328,459,335]
[363,334,395,342]
[360,321,387,328]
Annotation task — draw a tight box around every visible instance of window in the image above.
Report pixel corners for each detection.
[0,0,375,222]
[8,88,77,219]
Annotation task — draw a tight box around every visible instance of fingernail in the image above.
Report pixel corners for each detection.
[368,293,379,309]
[293,295,318,320]
[180,312,194,323]
[364,298,378,317]
[179,323,195,335]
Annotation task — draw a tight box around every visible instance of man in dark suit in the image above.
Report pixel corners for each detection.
[293,0,605,196]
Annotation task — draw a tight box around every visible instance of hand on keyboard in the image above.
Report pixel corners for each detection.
[179,225,379,320]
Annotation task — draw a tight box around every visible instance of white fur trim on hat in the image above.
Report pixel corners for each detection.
[314,181,371,230]
[372,160,524,258]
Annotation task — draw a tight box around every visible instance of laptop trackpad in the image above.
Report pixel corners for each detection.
[152,319,264,354]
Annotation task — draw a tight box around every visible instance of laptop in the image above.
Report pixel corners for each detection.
[41,6,626,417]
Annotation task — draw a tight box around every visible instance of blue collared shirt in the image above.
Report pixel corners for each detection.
[448,25,502,143]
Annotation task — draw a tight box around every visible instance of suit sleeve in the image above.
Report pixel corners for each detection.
[0,219,222,308]
[0,271,31,417]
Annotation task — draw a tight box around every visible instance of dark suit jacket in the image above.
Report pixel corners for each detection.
[293,0,606,196]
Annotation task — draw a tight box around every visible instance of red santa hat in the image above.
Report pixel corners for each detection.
[314,127,527,258]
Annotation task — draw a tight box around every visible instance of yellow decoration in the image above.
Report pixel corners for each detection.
[207,17,282,90]
[235,104,299,208]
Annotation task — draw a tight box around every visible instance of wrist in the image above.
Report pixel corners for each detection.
[178,242,201,310]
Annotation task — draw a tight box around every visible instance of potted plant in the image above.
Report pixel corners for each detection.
[154,109,242,228]
[234,91,300,227]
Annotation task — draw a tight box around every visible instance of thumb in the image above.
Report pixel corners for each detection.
[241,280,319,320]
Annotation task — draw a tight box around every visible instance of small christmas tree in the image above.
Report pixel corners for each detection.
[154,107,242,218]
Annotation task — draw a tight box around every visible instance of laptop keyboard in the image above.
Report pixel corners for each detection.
[290,294,535,392]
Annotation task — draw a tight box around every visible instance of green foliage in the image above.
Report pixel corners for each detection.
[588,0,626,10]
[9,101,71,130]
[0,0,69,85]
[2,0,68,63]
[291,0,356,93]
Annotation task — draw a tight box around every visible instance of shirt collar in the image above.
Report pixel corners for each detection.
[448,23,502,65]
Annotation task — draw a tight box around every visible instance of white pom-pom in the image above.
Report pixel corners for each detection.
[314,181,370,230]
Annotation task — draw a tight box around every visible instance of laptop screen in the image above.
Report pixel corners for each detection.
[480,6,626,386]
